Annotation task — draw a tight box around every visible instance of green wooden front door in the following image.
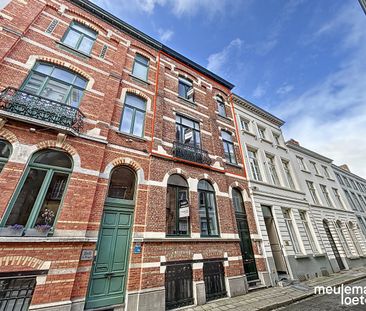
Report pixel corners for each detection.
[85,206,133,309]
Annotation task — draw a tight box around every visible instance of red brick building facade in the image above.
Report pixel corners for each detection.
[0,1,267,310]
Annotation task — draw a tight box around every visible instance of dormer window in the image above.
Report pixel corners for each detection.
[217,96,226,117]
[178,77,194,102]
[62,21,97,55]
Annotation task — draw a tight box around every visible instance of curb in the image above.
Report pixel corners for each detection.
[258,274,366,311]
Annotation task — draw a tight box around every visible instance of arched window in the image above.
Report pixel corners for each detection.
[120,93,146,137]
[0,139,11,173]
[232,188,245,214]
[107,166,136,200]
[1,149,72,235]
[61,21,97,55]
[217,95,226,117]
[21,62,87,107]
[166,174,189,236]
[198,180,219,236]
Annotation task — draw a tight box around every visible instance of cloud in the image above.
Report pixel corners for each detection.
[207,38,243,73]
[273,4,366,177]
[252,84,266,99]
[158,28,174,43]
[276,83,294,95]
[92,0,231,17]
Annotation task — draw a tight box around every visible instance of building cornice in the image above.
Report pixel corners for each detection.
[332,164,366,183]
[232,94,285,127]
[69,0,234,89]
[286,142,333,163]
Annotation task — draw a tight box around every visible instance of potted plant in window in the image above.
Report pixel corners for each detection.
[0,224,24,237]
[26,209,55,237]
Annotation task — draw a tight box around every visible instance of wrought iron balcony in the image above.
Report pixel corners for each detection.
[0,87,84,133]
[172,141,212,165]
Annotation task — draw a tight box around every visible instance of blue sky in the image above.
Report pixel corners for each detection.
[92,0,366,176]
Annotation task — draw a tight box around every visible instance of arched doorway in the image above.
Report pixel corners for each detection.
[323,220,345,271]
[86,166,137,309]
[232,188,259,283]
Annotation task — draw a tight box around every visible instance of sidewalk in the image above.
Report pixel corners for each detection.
[188,267,366,311]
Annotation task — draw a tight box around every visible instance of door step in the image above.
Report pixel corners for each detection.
[248,283,267,292]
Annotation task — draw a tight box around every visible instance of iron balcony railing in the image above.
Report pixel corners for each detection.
[0,87,84,133]
[172,141,212,165]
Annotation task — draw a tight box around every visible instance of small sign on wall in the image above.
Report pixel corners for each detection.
[134,243,142,254]
[81,249,94,261]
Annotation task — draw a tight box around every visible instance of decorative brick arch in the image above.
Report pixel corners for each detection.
[196,173,221,193]
[163,168,190,184]
[0,256,50,271]
[65,8,105,33]
[120,88,152,111]
[0,127,18,144]
[102,157,145,184]
[130,44,156,61]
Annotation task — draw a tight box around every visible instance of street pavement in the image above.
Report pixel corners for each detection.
[277,278,366,311]
[188,267,366,311]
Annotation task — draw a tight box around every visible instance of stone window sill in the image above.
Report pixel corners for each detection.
[129,74,151,85]
[313,253,327,258]
[241,129,257,138]
[116,131,147,142]
[294,254,311,259]
[260,138,273,145]
[177,96,196,106]
[301,169,311,174]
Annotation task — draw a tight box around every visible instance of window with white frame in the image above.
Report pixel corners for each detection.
[273,133,281,145]
[346,222,363,256]
[350,179,358,191]
[247,149,262,181]
[335,173,344,185]
[344,190,357,211]
[120,93,146,137]
[343,176,351,188]
[320,184,333,207]
[306,181,320,205]
[297,156,307,171]
[266,154,280,186]
[334,221,352,257]
[216,96,227,117]
[282,209,302,254]
[332,188,345,209]
[132,54,149,81]
[61,21,97,55]
[358,194,366,212]
[258,126,266,140]
[178,77,194,102]
[240,118,250,132]
[357,216,366,238]
[352,192,363,211]
[299,211,318,253]
[322,166,330,178]
[310,161,320,175]
[282,160,295,190]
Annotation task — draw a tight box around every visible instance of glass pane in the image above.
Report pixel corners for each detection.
[33,150,72,169]
[67,88,83,108]
[207,192,218,235]
[232,189,244,213]
[178,81,188,98]
[0,140,11,158]
[78,36,94,54]
[62,28,81,48]
[125,94,146,110]
[5,169,47,226]
[178,189,188,235]
[34,172,69,228]
[166,186,177,235]
[135,54,149,65]
[75,76,87,88]
[167,174,188,187]
[107,167,135,200]
[35,63,53,75]
[132,110,145,136]
[40,79,70,103]
[22,73,46,95]
[132,61,148,80]
[51,68,75,83]
[194,131,201,148]
[199,192,208,235]
[181,117,194,128]
[183,128,194,145]
[228,143,236,163]
[120,106,134,134]
[221,131,232,141]
[198,180,214,191]
[72,23,97,38]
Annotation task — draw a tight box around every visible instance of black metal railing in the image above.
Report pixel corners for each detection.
[172,141,212,165]
[0,87,84,133]
[165,264,194,310]
[203,262,227,301]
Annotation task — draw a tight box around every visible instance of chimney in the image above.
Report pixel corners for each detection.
[287,139,300,146]
[339,164,351,172]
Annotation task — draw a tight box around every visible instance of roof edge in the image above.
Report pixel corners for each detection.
[286,141,333,163]
[232,93,285,126]
[69,0,234,89]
